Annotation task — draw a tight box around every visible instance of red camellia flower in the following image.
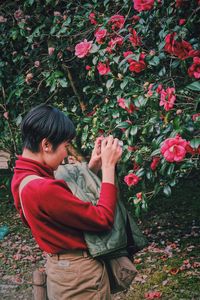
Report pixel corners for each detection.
[117,98,135,114]
[75,39,93,58]
[124,173,140,186]
[89,12,97,25]
[129,53,146,73]
[175,0,184,8]
[179,19,186,26]
[129,29,141,47]
[132,15,140,24]
[161,135,188,162]
[159,87,176,111]
[150,157,160,171]
[164,33,193,60]
[192,113,200,121]
[85,65,91,70]
[108,36,124,49]
[188,57,200,79]
[97,62,110,75]
[94,28,107,44]
[109,14,125,30]
[133,0,155,12]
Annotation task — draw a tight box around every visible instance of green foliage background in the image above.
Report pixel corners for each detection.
[0,0,199,213]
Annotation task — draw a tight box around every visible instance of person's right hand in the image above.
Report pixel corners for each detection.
[101,135,122,169]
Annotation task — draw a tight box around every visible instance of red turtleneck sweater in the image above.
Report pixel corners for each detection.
[11,156,117,254]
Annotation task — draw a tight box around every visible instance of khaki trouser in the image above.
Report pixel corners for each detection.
[46,250,111,300]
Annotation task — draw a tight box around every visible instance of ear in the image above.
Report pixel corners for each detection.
[41,138,52,152]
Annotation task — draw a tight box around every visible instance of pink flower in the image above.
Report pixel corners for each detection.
[109,14,125,30]
[188,57,200,79]
[179,19,186,26]
[156,84,163,94]
[75,39,93,58]
[161,135,188,162]
[108,36,124,49]
[34,61,40,68]
[150,157,160,171]
[117,98,135,114]
[89,12,97,25]
[94,28,107,44]
[97,62,110,75]
[48,47,55,56]
[192,113,200,121]
[133,0,155,12]
[124,173,140,186]
[136,192,142,200]
[3,112,9,120]
[159,87,176,111]
[85,65,91,71]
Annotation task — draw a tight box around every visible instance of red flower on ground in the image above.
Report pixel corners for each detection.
[133,0,155,12]
[159,87,176,111]
[124,173,140,186]
[97,62,110,75]
[94,28,107,44]
[188,57,200,79]
[109,14,125,30]
[144,291,162,299]
[161,135,188,162]
[75,39,93,58]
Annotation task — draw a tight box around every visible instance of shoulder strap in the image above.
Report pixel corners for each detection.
[19,175,43,221]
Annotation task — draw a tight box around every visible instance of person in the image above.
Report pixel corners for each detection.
[11,104,122,300]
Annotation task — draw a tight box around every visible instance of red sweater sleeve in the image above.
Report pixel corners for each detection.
[39,179,117,232]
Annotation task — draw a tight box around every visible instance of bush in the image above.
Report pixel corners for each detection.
[0,0,199,213]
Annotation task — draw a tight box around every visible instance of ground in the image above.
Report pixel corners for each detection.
[0,175,200,300]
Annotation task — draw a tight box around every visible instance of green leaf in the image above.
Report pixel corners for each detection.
[106,79,113,90]
[151,149,161,157]
[186,81,200,91]
[163,185,171,197]
[130,125,138,136]
[90,44,99,54]
[190,138,200,149]
[134,96,147,107]
[167,164,175,176]
[120,79,128,90]
[149,56,160,66]
[115,122,130,129]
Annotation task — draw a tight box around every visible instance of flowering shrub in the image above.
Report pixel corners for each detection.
[0,0,199,214]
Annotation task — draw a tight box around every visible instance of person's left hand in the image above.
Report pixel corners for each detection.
[88,136,104,173]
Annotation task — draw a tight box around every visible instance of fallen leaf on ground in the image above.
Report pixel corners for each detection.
[144,290,162,299]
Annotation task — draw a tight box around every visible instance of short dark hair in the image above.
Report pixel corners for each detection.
[21,104,76,152]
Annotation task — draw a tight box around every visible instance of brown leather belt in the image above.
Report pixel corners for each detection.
[48,249,90,260]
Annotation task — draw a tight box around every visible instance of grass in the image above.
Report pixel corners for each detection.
[0,174,200,299]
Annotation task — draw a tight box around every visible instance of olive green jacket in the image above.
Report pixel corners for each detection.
[55,162,147,258]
